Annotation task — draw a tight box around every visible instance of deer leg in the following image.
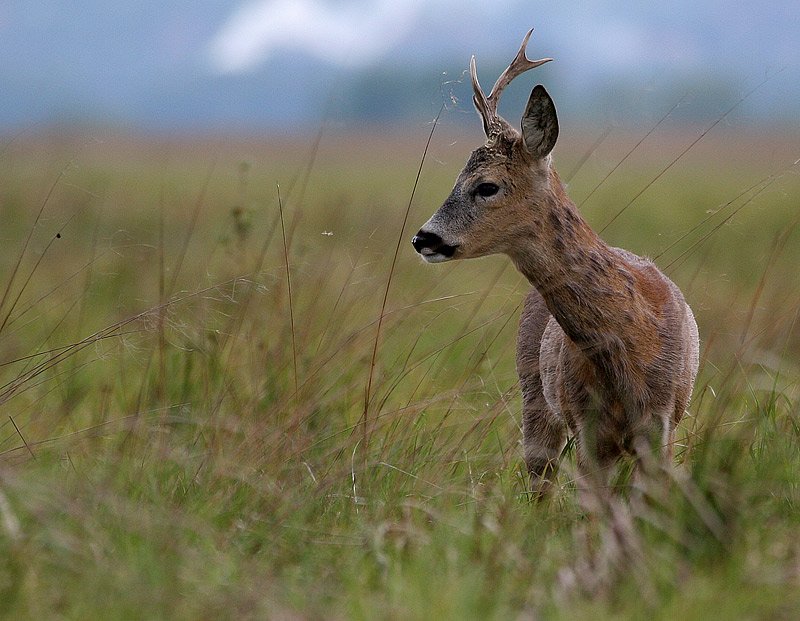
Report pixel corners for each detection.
[633,408,677,477]
[572,417,625,511]
[523,393,567,499]
[517,290,565,498]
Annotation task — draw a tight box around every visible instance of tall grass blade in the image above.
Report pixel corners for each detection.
[361,104,445,448]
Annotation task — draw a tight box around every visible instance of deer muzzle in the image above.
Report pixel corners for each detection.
[411,230,459,263]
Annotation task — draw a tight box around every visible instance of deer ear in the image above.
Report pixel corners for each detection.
[521,85,559,159]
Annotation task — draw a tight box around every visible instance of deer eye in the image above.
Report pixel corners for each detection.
[474,182,499,198]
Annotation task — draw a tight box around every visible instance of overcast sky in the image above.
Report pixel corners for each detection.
[206,0,797,74]
[0,0,797,129]
[208,0,428,73]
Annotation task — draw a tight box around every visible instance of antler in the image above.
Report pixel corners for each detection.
[470,29,553,137]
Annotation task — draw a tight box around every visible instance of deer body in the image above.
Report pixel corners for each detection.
[412,31,699,495]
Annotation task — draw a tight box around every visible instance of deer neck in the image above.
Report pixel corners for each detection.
[508,170,635,355]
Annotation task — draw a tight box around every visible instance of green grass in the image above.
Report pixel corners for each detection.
[0,124,798,619]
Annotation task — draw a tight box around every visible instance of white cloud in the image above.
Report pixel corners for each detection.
[208,0,425,74]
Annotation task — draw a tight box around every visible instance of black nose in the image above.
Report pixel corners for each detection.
[412,230,443,253]
[411,229,457,257]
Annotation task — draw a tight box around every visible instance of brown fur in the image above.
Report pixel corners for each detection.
[413,58,699,497]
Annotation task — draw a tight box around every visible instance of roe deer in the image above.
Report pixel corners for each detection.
[412,30,699,497]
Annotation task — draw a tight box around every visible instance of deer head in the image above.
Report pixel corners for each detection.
[412,29,559,263]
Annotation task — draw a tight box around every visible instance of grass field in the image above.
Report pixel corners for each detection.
[0,120,799,619]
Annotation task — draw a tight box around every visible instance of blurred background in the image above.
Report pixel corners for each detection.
[1,4,800,617]
[1,0,798,133]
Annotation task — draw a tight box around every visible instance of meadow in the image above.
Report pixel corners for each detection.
[0,118,798,619]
